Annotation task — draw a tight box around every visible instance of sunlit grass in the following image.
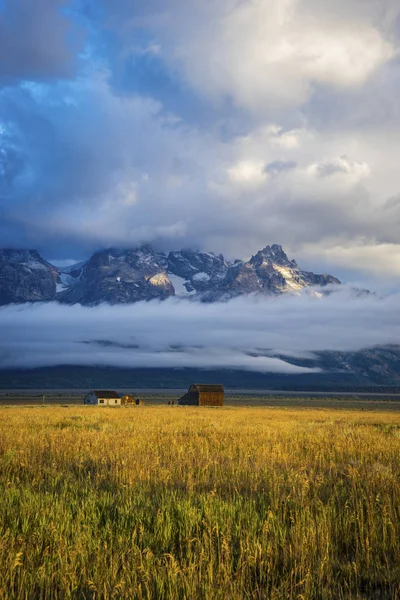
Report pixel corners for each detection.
[0,406,400,599]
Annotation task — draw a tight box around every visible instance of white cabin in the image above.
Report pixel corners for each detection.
[84,390,121,406]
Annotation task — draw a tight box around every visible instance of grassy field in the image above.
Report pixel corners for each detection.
[0,406,400,599]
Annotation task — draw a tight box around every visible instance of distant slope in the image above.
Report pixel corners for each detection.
[1,345,399,391]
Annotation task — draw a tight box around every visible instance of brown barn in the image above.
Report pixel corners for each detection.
[178,384,224,406]
[121,394,136,406]
[121,394,144,406]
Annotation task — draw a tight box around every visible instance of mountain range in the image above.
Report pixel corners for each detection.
[1,244,399,389]
[0,244,342,306]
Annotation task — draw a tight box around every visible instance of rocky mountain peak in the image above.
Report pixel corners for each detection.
[0,248,46,265]
[168,249,227,277]
[90,245,167,271]
[0,248,58,305]
[58,245,172,305]
[250,244,298,268]
[0,243,344,305]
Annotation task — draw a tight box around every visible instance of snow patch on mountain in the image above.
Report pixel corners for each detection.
[193,272,210,282]
[168,274,196,297]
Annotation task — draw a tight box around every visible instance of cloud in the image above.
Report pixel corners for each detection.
[0,0,400,287]
[0,73,206,254]
[0,291,399,371]
[0,138,24,193]
[264,160,297,175]
[102,0,398,113]
[0,0,85,82]
[1,74,400,280]
[298,242,400,281]
[309,155,370,180]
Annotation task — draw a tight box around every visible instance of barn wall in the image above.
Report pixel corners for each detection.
[198,392,224,406]
[179,392,198,405]
[179,388,224,406]
[122,396,136,405]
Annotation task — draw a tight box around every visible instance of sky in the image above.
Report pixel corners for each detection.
[0,0,399,289]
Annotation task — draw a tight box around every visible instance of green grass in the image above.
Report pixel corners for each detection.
[0,406,400,599]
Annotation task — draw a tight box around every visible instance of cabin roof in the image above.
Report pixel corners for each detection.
[189,384,224,393]
[91,390,120,399]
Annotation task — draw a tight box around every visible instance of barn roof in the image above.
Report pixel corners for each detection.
[189,384,224,393]
[92,390,120,399]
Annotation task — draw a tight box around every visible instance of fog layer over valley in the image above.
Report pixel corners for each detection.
[0,291,399,375]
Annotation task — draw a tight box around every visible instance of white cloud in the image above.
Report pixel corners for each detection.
[227,160,267,186]
[137,0,398,112]
[307,155,371,182]
[299,242,400,279]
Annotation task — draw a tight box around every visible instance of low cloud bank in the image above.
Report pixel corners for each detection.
[0,291,399,372]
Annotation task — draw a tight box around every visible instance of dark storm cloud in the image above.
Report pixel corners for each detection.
[0,0,85,82]
[0,291,399,371]
[0,76,210,257]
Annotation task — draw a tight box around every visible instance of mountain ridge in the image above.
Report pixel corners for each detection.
[0,243,342,306]
[1,343,400,390]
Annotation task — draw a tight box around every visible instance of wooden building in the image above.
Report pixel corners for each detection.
[121,394,136,406]
[84,390,121,406]
[121,394,144,406]
[178,384,224,406]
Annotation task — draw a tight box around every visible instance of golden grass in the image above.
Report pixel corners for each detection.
[0,405,400,599]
